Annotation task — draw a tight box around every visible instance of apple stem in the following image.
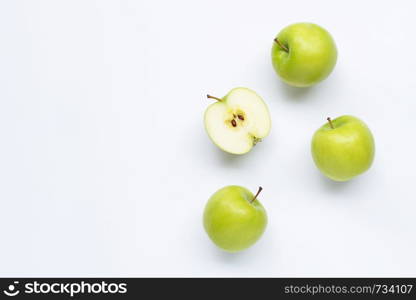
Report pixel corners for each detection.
[250,186,263,204]
[207,94,222,102]
[274,38,289,53]
[327,117,334,129]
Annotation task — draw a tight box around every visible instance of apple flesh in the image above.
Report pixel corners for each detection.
[204,87,271,155]
[271,23,337,87]
[203,186,267,252]
[311,116,375,181]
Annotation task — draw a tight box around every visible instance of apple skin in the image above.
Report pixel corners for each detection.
[203,186,267,252]
[311,115,375,182]
[271,23,337,87]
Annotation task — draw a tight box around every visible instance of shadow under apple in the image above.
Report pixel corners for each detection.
[318,173,355,191]
[212,138,272,169]
[278,80,314,101]
[209,242,261,265]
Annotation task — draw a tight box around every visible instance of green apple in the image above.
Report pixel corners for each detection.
[311,116,375,181]
[204,87,271,155]
[203,186,267,252]
[271,22,337,87]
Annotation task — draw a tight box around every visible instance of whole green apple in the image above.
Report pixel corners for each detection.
[271,22,337,87]
[311,116,375,181]
[203,186,267,252]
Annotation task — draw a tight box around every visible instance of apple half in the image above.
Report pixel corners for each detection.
[204,87,271,155]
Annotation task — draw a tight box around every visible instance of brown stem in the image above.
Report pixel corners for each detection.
[274,38,289,52]
[250,186,263,203]
[327,117,334,129]
[207,94,222,102]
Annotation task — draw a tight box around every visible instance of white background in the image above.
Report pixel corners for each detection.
[0,0,415,277]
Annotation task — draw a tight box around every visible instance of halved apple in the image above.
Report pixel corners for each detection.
[204,87,271,155]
